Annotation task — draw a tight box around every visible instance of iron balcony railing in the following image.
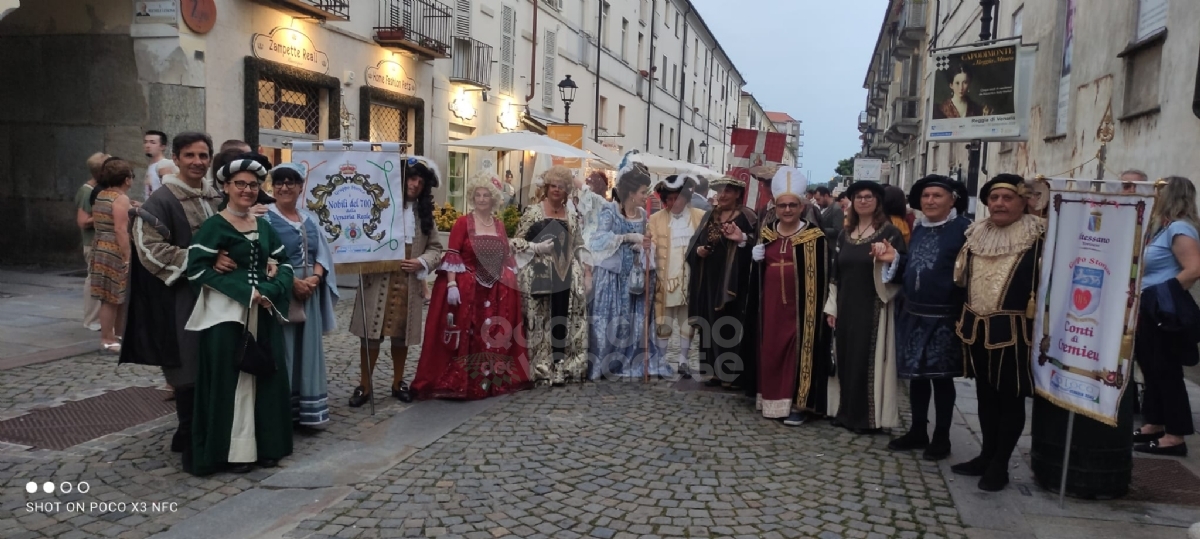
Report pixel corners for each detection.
[450,37,493,89]
[375,0,454,59]
[271,0,349,21]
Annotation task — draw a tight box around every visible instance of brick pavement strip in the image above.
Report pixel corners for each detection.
[0,300,964,538]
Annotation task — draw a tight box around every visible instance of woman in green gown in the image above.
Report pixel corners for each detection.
[184,157,294,475]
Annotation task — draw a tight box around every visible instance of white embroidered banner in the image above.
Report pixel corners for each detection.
[1032,179,1155,425]
[293,149,408,264]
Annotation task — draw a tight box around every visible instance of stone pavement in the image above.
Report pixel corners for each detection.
[0,269,99,366]
[0,269,1197,539]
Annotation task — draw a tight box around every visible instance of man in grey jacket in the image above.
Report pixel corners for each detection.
[690,176,712,211]
[813,185,843,240]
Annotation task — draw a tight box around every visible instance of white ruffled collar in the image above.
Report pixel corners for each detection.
[918,208,958,228]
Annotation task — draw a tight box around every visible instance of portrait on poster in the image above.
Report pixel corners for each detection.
[928,44,1020,141]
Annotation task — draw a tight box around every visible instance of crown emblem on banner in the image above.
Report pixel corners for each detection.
[339,162,357,176]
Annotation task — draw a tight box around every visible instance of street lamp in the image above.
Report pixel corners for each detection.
[558,74,578,123]
[698,140,708,164]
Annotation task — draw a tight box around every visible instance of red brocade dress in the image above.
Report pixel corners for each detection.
[412,215,532,400]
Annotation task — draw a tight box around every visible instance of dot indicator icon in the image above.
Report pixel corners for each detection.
[25,482,36,494]
[42,482,54,494]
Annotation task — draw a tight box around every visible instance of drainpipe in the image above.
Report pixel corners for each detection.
[593,0,603,141]
[675,3,692,160]
[644,0,657,152]
[525,0,539,105]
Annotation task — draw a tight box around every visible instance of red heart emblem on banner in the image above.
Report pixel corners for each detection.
[1073,288,1092,310]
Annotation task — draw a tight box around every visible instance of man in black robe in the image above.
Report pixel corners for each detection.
[687,176,758,389]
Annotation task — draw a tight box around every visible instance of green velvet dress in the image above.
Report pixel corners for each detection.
[185,215,294,476]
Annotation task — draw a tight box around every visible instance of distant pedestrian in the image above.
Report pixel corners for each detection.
[90,157,135,353]
[143,130,177,199]
[690,176,712,211]
[77,152,107,332]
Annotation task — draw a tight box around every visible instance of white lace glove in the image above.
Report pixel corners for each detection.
[752,244,766,261]
[532,239,555,255]
[447,285,460,306]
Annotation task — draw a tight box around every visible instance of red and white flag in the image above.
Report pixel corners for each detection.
[726,128,788,212]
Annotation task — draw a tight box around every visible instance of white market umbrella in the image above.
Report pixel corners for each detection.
[583,139,620,169]
[443,131,591,159]
[627,153,721,178]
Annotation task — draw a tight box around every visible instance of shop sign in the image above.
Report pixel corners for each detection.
[365,59,417,95]
[252,27,329,74]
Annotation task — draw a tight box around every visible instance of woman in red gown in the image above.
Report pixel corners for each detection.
[412,171,532,399]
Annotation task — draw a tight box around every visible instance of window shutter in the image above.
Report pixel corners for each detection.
[500,5,515,95]
[455,0,472,37]
[542,30,557,109]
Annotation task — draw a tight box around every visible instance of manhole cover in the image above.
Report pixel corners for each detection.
[1126,458,1200,507]
[0,387,175,450]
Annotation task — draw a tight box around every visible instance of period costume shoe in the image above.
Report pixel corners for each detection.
[227,463,253,474]
[783,412,808,426]
[922,435,952,461]
[348,386,371,408]
[1134,440,1187,457]
[1131,429,1165,444]
[257,459,279,468]
[978,464,1010,492]
[950,456,990,477]
[392,382,413,403]
[887,429,929,451]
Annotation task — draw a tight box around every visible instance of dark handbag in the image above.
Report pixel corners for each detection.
[526,219,563,297]
[236,308,276,377]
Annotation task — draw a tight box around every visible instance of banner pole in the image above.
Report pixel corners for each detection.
[1058,410,1076,509]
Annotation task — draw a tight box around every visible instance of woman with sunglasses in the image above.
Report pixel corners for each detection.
[184,156,294,475]
[824,181,905,434]
[265,164,339,427]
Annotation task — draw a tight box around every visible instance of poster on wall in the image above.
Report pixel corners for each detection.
[293,147,407,265]
[1032,179,1156,426]
[927,43,1026,142]
[133,0,178,25]
[547,124,585,170]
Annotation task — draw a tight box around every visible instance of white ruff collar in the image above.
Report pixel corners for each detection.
[918,208,958,228]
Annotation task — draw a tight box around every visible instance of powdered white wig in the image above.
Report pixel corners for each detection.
[466,169,505,213]
[538,165,576,199]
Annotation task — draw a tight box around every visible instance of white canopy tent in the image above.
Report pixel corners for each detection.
[441,131,592,158]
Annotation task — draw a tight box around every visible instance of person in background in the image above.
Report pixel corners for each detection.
[121,131,223,468]
[266,164,339,426]
[648,174,705,377]
[577,170,611,268]
[513,166,591,385]
[690,176,712,211]
[813,185,844,242]
[749,167,832,426]
[412,170,531,399]
[950,175,1044,491]
[348,157,444,406]
[824,180,904,434]
[837,192,850,213]
[143,130,177,199]
[185,156,293,475]
[883,184,912,245]
[91,157,135,352]
[503,169,517,206]
[77,152,108,332]
[874,175,971,461]
[1133,176,1200,457]
[588,164,661,379]
[1120,169,1148,194]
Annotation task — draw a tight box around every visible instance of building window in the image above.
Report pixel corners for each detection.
[1054,0,1075,135]
[1011,5,1023,37]
[637,33,644,70]
[658,123,664,148]
[447,151,468,212]
[669,128,675,151]
[500,4,516,95]
[639,0,648,23]
[661,55,668,88]
[664,1,670,27]
[601,1,610,48]
[621,18,628,61]
[369,103,410,143]
[618,104,626,134]
[543,30,557,109]
[455,0,472,37]
[599,96,608,129]
[258,77,321,135]
[672,64,677,94]
[1123,41,1163,115]
[674,13,680,37]
[1135,0,1168,42]
[693,39,698,75]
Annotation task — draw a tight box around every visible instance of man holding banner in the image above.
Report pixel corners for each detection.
[951,175,1045,492]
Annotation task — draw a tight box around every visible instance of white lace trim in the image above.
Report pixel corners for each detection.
[917,208,958,228]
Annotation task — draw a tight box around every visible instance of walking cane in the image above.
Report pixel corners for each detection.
[642,196,653,383]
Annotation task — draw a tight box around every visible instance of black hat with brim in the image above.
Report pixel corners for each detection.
[909,175,968,214]
[979,173,1028,201]
[845,180,885,204]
